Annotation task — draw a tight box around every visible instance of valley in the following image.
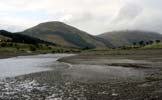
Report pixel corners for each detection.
[0,21,162,100]
[1,0,162,99]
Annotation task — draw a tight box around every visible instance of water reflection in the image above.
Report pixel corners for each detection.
[0,54,74,78]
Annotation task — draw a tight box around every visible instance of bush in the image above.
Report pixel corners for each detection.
[30,45,36,51]
[0,42,7,47]
[156,40,161,43]
[8,43,13,47]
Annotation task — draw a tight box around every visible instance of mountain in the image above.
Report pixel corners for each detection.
[98,30,162,47]
[0,30,55,45]
[20,21,113,48]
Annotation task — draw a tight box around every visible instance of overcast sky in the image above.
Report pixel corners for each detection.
[0,0,162,35]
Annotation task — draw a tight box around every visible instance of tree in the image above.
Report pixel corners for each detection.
[30,45,36,51]
[0,42,7,47]
[149,40,154,44]
[139,41,144,46]
[8,43,13,47]
[16,46,20,50]
[156,40,161,44]
[133,42,137,46]
[83,47,90,50]
[146,42,149,45]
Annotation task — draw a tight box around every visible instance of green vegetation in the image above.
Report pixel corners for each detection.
[109,40,162,50]
[0,41,81,55]
[21,21,110,48]
[98,30,162,47]
[0,33,161,56]
[145,76,162,82]
[1,22,162,55]
[0,29,81,55]
[143,43,162,49]
[0,30,54,45]
[2,22,162,49]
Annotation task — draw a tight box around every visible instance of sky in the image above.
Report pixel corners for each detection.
[0,0,162,35]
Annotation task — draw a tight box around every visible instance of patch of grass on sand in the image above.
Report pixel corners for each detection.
[108,63,149,69]
[145,76,162,82]
[143,43,162,49]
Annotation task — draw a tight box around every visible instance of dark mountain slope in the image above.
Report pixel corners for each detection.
[0,30,55,45]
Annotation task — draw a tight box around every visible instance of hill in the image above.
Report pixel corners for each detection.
[0,30,55,45]
[0,30,82,54]
[20,21,113,48]
[98,30,162,47]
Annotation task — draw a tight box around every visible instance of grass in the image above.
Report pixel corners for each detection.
[108,63,149,69]
[0,42,81,54]
[145,76,162,82]
[143,43,162,49]
[81,48,162,56]
[0,47,18,52]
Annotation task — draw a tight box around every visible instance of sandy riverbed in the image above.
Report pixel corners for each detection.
[0,49,162,100]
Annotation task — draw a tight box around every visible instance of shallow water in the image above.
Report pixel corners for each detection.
[0,54,74,79]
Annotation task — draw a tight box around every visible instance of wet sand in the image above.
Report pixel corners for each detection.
[0,49,162,100]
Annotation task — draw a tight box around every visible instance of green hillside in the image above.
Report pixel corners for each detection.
[98,30,162,47]
[0,30,82,54]
[0,30,55,45]
[21,21,113,48]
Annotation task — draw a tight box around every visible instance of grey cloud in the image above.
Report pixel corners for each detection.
[113,3,143,23]
[65,12,94,23]
[1,0,162,35]
[0,24,25,32]
[64,12,112,34]
[131,14,162,34]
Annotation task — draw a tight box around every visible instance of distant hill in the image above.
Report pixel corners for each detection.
[20,21,113,48]
[0,30,55,45]
[98,30,162,47]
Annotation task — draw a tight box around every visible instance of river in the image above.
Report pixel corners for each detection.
[0,54,74,79]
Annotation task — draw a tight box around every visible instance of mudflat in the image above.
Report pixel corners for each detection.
[0,49,162,100]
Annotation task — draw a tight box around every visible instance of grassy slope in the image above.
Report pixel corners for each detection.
[98,30,162,47]
[0,30,55,45]
[143,43,162,49]
[21,21,110,48]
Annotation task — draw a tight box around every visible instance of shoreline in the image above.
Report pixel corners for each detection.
[0,52,76,59]
[0,52,38,59]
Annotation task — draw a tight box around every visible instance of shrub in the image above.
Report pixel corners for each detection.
[30,45,36,51]
[0,42,7,47]
[156,40,161,43]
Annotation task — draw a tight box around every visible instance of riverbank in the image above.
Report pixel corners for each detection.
[0,49,78,59]
[0,45,80,59]
[0,49,162,100]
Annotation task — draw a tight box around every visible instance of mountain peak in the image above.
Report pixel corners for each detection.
[21,21,112,48]
[38,21,65,26]
[35,21,69,29]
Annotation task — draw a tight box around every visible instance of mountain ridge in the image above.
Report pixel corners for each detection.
[1,21,162,48]
[98,30,162,47]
